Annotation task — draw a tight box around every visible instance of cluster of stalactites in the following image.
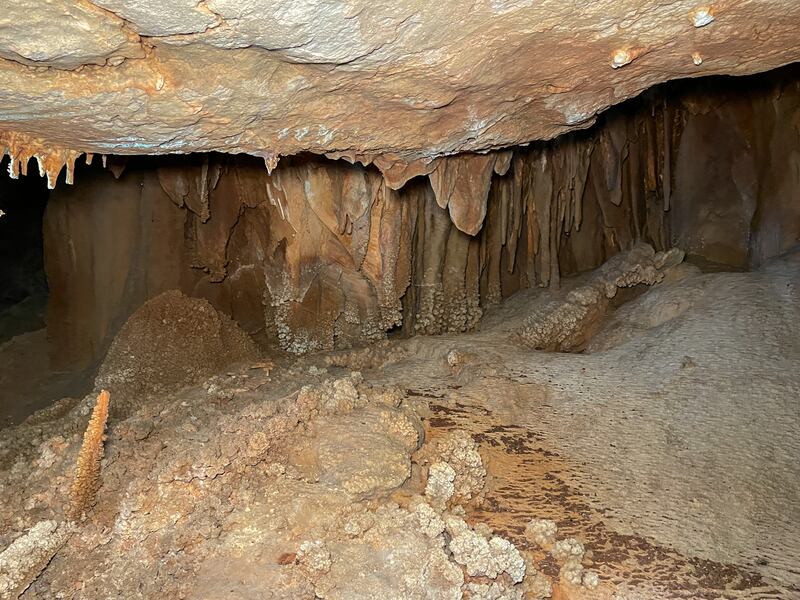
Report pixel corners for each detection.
[1,92,678,244]
[147,98,675,352]
[0,126,515,237]
[0,130,119,190]
[36,94,682,358]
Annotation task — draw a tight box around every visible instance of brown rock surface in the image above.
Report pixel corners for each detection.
[94,290,259,414]
[36,67,800,367]
[1,1,800,183]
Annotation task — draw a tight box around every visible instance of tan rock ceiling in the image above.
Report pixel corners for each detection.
[1,0,800,185]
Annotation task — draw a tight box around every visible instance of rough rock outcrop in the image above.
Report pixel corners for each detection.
[2,1,800,184]
[288,377,424,499]
[0,521,70,599]
[514,244,684,351]
[37,67,800,365]
[0,355,544,599]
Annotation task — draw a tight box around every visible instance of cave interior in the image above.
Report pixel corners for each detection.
[0,22,798,600]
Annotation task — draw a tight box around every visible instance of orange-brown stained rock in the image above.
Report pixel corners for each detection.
[372,155,437,191]
[429,153,498,235]
[276,553,297,566]
[2,1,800,174]
[39,68,800,364]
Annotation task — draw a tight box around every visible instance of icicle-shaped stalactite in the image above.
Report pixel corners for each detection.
[1,131,85,190]
[39,70,800,363]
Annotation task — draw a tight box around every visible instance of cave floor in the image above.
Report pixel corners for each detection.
[372,249,800,598]
[1,250,798,599]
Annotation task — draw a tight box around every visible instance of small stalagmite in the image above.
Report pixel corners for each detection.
[67,390,111,522]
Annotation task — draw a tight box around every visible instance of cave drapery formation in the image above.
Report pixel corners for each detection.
[37,68,800,369]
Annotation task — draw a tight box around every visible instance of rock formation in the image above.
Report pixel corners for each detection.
[37,67,800,368]
[2,0,800,184]
[0,4,798,599]
[67,390,110,521]
[95,290,259,414]
[0,361,549,599]
[3,248,799,598]
[514,244,684,352]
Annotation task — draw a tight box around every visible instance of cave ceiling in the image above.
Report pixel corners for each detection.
[1,0,799,187]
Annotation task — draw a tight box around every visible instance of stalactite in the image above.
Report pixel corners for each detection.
[413,187,451,335]
[0,131,84,189]
[360,182,415,331]
[531,150,555,287]
[464,238,483,330]
[442,227,471,332]
[157,157,219,223]
[482,177,507,306]
[503,164,524,276]
[428,152,502,236]
[41,73,800,361]
[371,155,437,190]
[41,124,678,356]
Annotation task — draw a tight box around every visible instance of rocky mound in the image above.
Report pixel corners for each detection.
[95,290,258,413]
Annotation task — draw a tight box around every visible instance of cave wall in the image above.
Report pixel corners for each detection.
[670,72,800,268]
[41,69,800,368]
[43,165,189,369]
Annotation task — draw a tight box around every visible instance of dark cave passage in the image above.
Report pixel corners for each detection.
[0,159,93,427]
[0,167,48,344]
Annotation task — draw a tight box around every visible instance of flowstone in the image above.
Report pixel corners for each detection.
[515,244,685,351]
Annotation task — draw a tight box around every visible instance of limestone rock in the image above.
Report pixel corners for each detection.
[425,462,456,508]
[444,515,526,583]
[464,581,524,600]
[0,0,143,69]
[296,540,332,575]
[37,73,800,361]
[318,504,465,600]
[524,518,558,548]
[427,431,486,505]
[0,520,70,599]
[552,538,586,586]
[515,244,684,351]
[2,1,800,176]
[288,388,423,499]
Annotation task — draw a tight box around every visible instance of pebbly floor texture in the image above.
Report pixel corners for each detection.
[0,245,797,599]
